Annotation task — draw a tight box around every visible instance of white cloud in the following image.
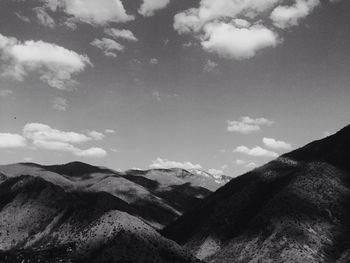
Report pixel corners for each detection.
[139,0,170,17]
[263,137,292,150]
[34,7,56,28]
[0,133,27,148]
[23,123,107,158]
[235,159,247,165]
[0,34,91,90]
[91,38,124,57]
[203,59,218,72]
[0,89,13,97]
[53,97,67,111]
[23,123,91,144]
[88,131,105,141]
[105,129,116,134]
[150,58,159,65]
[104,28,138,42]
[208,168,224,175]
[202,22,279,60]
[227,116,274,134]
[270,0,320,29]
[234,145,278,158]
[174,0,282,59]
[45,0,134,26]
[246,162,257,169]
[150,158,202,170]
[235,159,257,168]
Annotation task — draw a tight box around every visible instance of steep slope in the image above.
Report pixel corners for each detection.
[0,175,199,263]
[163,125,350,263]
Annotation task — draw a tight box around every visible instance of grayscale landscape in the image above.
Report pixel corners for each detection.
[0,0,349,262]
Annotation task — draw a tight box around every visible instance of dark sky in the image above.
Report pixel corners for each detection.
[0,0,349,177]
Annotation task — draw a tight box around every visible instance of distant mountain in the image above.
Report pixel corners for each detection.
[163,125,350,263]
[123,168,230,212]
[0,175,199,263]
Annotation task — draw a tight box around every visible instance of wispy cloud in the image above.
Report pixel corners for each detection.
[53,97,68,111]
[90,38,124,57]
[227,116,274,134]
[149,158,202,170]
[234,146,278,158]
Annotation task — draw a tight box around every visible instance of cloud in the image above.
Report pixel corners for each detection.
[138,0,170,17]
[91,38,124,57]
[270,0,320,29]
[235,159,257,168]
[23,123,91,144]
[0,89,13,97]
[0,133,27,148]
[104,28,138,42]
[174,0,282,59]
[227,116,274,134]
[105,129,116,134]
[208,168,224,175]
[203,59,218,72]
[53,97,67,111]
[23,123,107,158]
[234,145,278,158]
[263,137,292,150]
[150,158,202,170]
[88,131,105,141]
[152,90,161,101]
[201,22,279,60]
[0,34,91,90]
[150,58,159,65]
[33,7,56,28]
[44,0,134,26]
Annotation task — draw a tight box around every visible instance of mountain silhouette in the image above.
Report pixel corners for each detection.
[163,125,350,263]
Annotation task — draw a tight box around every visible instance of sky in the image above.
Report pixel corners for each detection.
[0,0,349,177]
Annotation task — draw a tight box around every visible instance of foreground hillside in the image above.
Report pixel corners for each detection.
[0,174,199,263]
[163,125,350,263]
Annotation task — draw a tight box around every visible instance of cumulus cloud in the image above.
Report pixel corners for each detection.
[203,59,218,72]
[150,158,202,170]
[23,123,107,158]
[44,0,134,26]
[0,133,27,148]
[174,0,282,59]
[270,0,320,29]
[0,34,91,89]
[263,137,292,150]
[53,97,68,111]
[104,28,138,42]
[227,116,274,134]
[91,38,124,57]
[202,22,279,60]
[234,145,278,158]
[139,0,170,17]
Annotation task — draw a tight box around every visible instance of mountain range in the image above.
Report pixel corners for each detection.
[1,125,350,262]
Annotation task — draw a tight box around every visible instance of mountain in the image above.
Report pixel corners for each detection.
[0,162,229,229]
[0,174,200,263]
[123,168,230,213]
[163,125,350,263]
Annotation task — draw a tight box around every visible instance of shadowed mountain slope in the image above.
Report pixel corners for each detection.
[0,175,200,263]
[163,125,350,263]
